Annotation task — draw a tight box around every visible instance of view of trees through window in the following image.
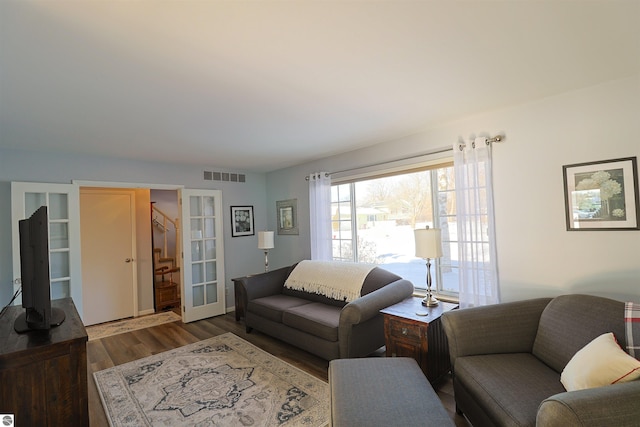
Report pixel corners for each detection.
[331,164,459,296]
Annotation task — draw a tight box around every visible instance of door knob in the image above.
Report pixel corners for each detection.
[125,258,133,263]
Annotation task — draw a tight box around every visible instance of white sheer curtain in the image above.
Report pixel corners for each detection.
[309,172,332,260]
[454,137,500,308]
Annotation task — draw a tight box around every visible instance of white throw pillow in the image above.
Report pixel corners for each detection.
[561,332,640,392]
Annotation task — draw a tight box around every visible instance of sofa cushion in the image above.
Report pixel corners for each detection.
[361,266,402,295]
[281,288,347,308]
[283,303,341,341]
[284,260,375,302]
[455,353,566,427]
[561,332,640,391]
[532,294,626,373]
[247,295,312,323]
[282,265,403,307]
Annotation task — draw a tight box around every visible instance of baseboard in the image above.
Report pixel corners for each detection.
[139,307,232,316]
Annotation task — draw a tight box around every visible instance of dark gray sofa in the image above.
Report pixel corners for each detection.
[441,294,640,427]
[235,263,414,360]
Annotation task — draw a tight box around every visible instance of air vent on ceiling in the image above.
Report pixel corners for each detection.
[204,170,246,183]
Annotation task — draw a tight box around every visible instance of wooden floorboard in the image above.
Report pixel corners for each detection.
[87,312,470,426]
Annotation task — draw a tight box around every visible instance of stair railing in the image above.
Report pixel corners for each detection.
[152,205,180,271]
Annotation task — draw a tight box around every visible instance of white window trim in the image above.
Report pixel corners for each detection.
[331,150,453,184]
[331,151,458,299]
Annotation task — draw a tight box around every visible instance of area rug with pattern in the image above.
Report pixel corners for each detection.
[93,332,329,426]
[86,311,182,341]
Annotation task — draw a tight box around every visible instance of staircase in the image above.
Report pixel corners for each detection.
[152,205,181,312]
[154,248,181,312]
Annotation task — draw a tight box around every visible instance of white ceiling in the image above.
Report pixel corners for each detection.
[1,1,639,172]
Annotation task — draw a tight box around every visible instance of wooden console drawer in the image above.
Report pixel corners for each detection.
[388,320,422,342]
[0,298,88,426]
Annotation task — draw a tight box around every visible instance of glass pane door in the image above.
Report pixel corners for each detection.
[11,182,82,315]
[180,189,224,322]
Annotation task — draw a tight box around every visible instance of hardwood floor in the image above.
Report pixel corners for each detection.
[87,312,470,426]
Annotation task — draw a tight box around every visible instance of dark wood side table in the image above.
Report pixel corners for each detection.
[232,276,248,321]
[381,297,457,384]
[0,298,89,426]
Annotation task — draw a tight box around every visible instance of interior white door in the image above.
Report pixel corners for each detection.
[180,189,225,323]
[11,182,83,316]
[80,189,137,326]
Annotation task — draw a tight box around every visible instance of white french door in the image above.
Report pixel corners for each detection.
[11,182,83,317]
[179,189,225,322]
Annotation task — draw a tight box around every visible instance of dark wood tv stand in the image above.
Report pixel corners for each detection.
[0,298,88,426]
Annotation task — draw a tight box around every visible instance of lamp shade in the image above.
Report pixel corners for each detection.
[414,228,442,259]
[258,231,275,249]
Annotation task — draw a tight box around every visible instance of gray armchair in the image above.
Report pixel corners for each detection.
[442,294,640,427]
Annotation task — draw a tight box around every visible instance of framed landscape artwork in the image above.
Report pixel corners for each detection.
[230,206,254,237]
[276,199,299,235]
[563,157,639,231]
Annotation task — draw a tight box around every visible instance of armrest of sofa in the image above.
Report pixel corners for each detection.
[236,265,294,301]
[340,279,414,325]
[338,279,414,357]
[537,381,640,426]
[441,298,552,366]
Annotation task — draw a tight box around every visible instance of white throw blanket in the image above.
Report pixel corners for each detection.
[284,260,375,302]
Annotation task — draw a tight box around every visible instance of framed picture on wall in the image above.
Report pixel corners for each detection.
[276,199,299,235]
[563,157,639,231]
[230,206,255,237]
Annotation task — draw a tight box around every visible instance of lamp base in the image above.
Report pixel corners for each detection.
[422,294,439,307]
[422,258,438,306]
[263,250,269,272]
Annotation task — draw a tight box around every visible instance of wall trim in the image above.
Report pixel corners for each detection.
[72,180,184,190]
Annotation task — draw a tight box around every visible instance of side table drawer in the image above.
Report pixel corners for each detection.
[388,319,422,343]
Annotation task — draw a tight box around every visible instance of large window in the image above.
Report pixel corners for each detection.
[331,162,459,297]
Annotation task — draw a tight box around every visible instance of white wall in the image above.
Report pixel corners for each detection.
[133,189,153,313]
[2,76,638,309]
[266,75,640,303]
[0,150,270,310]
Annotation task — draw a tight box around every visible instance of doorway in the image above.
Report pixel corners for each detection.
[75,183,184,324]
[80,189,138,325]
[150,189,181,313]
[12,180,224,324]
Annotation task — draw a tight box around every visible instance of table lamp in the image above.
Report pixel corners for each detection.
[414,226,442,306]
[258,231,274,272]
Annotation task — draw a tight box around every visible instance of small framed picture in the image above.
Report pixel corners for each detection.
[276,199,299,235]
[230,206,254,237]
[563,157,639,231]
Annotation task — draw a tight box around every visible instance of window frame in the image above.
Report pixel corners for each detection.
[330,155,458,299]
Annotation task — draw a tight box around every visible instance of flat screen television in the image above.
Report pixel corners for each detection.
[14,205,65,333]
